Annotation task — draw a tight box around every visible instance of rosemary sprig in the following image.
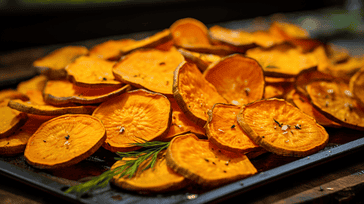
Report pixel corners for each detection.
[64,139,170,195]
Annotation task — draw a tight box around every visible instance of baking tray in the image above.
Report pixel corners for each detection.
[1,8,364,204]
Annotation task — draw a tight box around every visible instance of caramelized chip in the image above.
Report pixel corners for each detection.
[173,61,227,127]
[165,134,257,187]
[0,89,29,102]
[326,55,364,83]
[246,44,318,77]
[205,103,261,154]
[306,80,364,130]
[325,43,351,64]
[113,47,185,96]
[177,48,221,72]
[250,30,285,48]
[17,75,48,95]
[203,54,265,106]
[349,67,364,107]
[43,80,131,105]
[0,101,27,138]
[65,56,121,87]
[111,150,188,193]
[264,84,284,99]
[24,114,106,169]
[285,89,341,128]
[237,98,329,157]
[294,67,334,97]
[92,89,172,152]
[33,46,88,79]
[88,39,136,61]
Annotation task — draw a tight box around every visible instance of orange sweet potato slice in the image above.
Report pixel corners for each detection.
[264,84,285,99]
[113,47,185,96]
[203,54,265,106]
[0,100,27,138]
[326,55,364,83]
[306,79,364,130]
[33,46,88,79]
[173,61,227,127]
[250,30,285,48]
[0,89,29,102]
[111,150,188,193]
[285,89,341,128]
[325,43,350,64]
[43,80,131,105]
[349,67,364,107]
[65,56,122,88]
[92,89,172,152]
[24,114,106,169]
[0,114,54,156]
[17,75,48,95]
[208,25,256,49]
[88,39,136,61]
[177,48,221,72]
[246,44,318,77]
[161,98,206,141]
[205,103,261,154]
[165,133,257,187]
[237,98,329,157]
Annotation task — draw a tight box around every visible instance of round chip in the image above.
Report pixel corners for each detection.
[203,54,265,106]
[92,89,172,152]
[0,100,28,139]
[88,39,136,61]
[165,134,257,187]
[17,75,48,95]
[24,114,106,169]
[237,98,329,157]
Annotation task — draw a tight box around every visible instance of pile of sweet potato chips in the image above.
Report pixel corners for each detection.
[1,17,364,193]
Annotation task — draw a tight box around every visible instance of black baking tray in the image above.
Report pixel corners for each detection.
[1,7,364,204]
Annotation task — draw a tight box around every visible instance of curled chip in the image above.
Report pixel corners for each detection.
[306,79,364,130]
[0,89,29,102]
[43,80,131,106]
[92,89,172,152]
[88,39,136,61]
[24,114,106,169]
[113,47,185,96]
[33,46,88,79]
[17,75,48,95]
[0,100,27,139]
[208,25,256,50]
[177,48,221,72]
[166,134,257,187]
[65,56,121,88]
[203,54,265,106]
[111,150,188,193]
[237,98,329,157]
[349,67,364,107]
[173,61,227,127]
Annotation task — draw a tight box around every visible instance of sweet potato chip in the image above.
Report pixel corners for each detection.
[203,54,265,106]
[92,89,172,152]
[0,100,27,138]
[208,25,256,49]
[237,98,329,157]
[113,47,185,96]
[17,75,48,95]
[111,150,188,193]
[165,134,257,187]
[177,48,221,72]
[65,56,121,87]
[349,67,364,107]
[24,114,106,169]
[161,98,206,141]
[325,43,351,64]
[294,67,334,97]
[285,89,341,128]
[326,55,364,83]
[88,39,136,61]
[0,114,54,156]
[43,80,131,105]
[264,84,285,99]
[173,61,227,127]
[0,89,29,102]
[33,46,89,79]
[250,30,285,48]
[205,103,261,154]
[246,44,318,77]
[306,80,364,130]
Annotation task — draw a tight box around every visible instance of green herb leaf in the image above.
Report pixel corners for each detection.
[266,65,279,69]
[64,139,170,195]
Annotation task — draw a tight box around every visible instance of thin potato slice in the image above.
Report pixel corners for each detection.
[208,25,256,49]
[8,99,97,116]
[88,39,136,61]
[203,54,265,106]
[113,47,185,96]
[173,61,227,127]
[0,100,27,138]
[0,114,54,156]
[92,89,172,152]
[294,67,334,97]
[111,150,188,193]
[17,75,48,95]
[264,84,284,99]
[205,103,261,154]
[250,30,285,48]
[246,44,318,77]
[325,43,350,64]
[165,134,257,187]
[161,98,206,141]
[237,98,329,157]
[177,48,221,72]
[0,89,29,102]
[306,80,364,130]
[33,46,88,79]
[327,55,364,83]
[349,67,364,107]
[24,114,106,169]
[65,56,121,88]
[43,80,131,105]
[285,89,341,128]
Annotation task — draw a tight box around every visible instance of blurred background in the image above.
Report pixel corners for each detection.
[0,0,354,54]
